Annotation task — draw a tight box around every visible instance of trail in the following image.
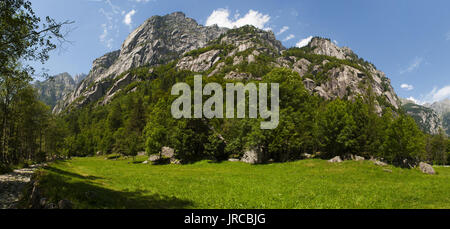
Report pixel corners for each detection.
[0,165,43,209]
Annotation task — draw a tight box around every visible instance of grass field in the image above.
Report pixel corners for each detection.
[34,156,450,209]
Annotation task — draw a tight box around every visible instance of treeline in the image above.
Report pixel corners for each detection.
[57,66,450,166]
[0,0,71,172]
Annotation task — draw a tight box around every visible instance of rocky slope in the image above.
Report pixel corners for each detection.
[53,12,401,115]
[426,99,450,135]
[53,12,227,113]
[401,99,443,135]
[34,73,86,108]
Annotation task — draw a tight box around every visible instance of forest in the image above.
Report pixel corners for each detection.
[1,0,450,175]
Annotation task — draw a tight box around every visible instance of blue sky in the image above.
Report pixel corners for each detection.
[29,0,450,104]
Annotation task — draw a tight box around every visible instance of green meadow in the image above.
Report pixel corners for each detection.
[34,156,450,209]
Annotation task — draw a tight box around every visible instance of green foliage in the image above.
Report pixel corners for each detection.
[36,156,450,209]
[382,115,426,165]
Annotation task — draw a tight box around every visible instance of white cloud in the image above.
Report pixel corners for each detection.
[123,9,136,26]
[406,96,420,104]
[283,34,295,42]
[99,23,113,49]
[409,85,450,105]
[446,32,450,41]
[97,0,122,49]
[206,9,271,30]
[400,84,414,91]
[276,26,289,35]
[295,36,313,48]
[400,57,423,74]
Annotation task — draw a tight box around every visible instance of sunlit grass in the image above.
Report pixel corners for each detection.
[36,156,450,209]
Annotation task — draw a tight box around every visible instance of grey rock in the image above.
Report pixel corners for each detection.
[34,72,86,109]
[419,162,435,175]
[170,158,181,165]
[228,158,240,162]
[149,155,161,162]
[161,147,175,158]
[328,156,343,163]
[373,160,387,166]
[352,155,365,161]
[58,199,73,209]
[307,37,353,60]
[241,148,263,164]
[177,49,221,72]
[54,12,228,113]
[39,198,47,207]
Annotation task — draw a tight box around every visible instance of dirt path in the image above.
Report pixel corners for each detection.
[0,165,43,209]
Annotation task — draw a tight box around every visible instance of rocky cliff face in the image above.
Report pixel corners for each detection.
[53,12,401,115]
[425,99,450,135]
[53,12,227,113]
[401,100,443,135]
[34,73,85,108]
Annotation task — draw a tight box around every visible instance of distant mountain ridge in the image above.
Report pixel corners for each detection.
[50,12,401,116]
[33,72,86,108]
[401,98,450,135]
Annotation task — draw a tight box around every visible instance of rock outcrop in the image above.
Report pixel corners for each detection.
[402,101,443,135]
[419,162,435,175]
[34,72,86,109]
[53,12,227,113]
[53,13,401,117]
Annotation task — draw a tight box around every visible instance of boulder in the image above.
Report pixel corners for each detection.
[58,199,73,209]
[44,203,58,209]
[149,155,160,162]
[419,162,435,175]
[39,198,47,208]
[241,149,263,164]
[374,160,387,166]
[161,147,175,158]
[142,160,149,164]
[170,158,181,165]
[302,153,314,159]
[228,158,240,162]
[353,155,365,161]
[328,156,343,163]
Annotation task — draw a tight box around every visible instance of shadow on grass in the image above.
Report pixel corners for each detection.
[45,167,102,180]
[39,170,193,209]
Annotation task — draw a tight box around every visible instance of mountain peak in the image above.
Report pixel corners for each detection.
[306,37,354,60]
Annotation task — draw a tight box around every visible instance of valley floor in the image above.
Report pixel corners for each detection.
[34,156,450,209]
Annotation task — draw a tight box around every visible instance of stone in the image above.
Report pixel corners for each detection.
[419,162,435,175]
[54,12,228,114]
[149,155,160,162]
[39,198,47,207]
[142,160,149,164]
[383,169,393,173]
[374,160,387,166]
[45,203,58,209]
[170,158,181,165]
[161,147,175,158]
[328,156,343,163]
[353,155,365,161]
[58,199,73,209]
[228,158,240,162]
[302,153,314,159]
[241,149,262,164]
